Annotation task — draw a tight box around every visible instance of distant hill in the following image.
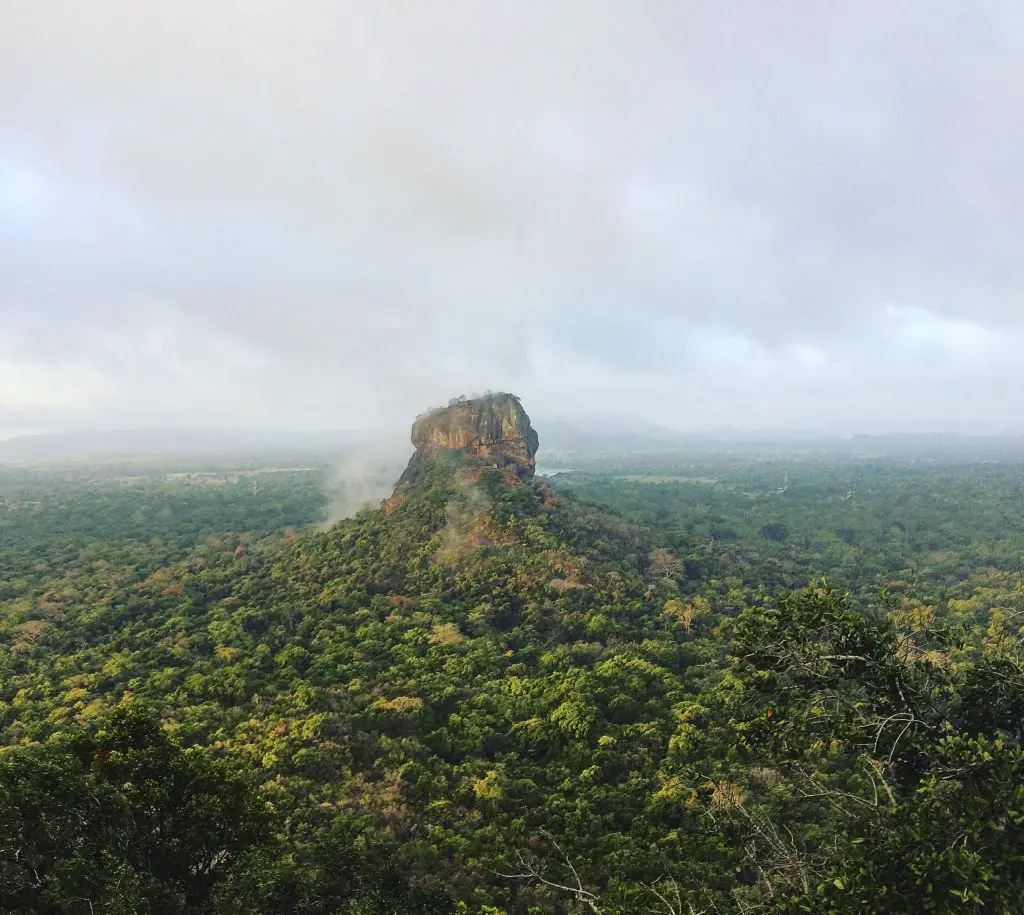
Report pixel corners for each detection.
[537,420,1024,460]
[536,417,694,455]
[5,422,1024,467]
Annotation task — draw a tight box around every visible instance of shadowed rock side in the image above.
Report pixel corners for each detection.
[397,393,539,486]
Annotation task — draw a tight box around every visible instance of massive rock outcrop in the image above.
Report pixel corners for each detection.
[397,393,539,485]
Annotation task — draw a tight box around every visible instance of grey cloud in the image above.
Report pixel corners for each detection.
[1,1,1023,436]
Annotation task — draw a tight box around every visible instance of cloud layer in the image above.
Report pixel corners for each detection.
[2,1,1022,435]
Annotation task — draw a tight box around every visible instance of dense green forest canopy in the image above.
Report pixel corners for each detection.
[0,453,1022,912]
[552,456,1024,631]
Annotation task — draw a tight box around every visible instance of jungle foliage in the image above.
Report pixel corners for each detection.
[0,455,1022,912]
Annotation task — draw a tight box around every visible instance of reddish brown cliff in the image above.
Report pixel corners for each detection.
[398,393,539,484]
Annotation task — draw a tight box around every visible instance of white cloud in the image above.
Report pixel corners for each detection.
[885,305,1009,365]
[0,351,111,411]
[0,2,1023,434]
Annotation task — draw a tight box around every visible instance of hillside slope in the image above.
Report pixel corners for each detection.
[0,449,699,909]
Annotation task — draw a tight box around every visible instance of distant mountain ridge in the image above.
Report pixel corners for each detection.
[5,422,1024,464]
[536,422,1024,459]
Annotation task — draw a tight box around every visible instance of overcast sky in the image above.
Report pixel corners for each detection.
[2,2,1023,438]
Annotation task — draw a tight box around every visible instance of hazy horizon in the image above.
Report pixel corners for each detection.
[5,413,1024,451]
[3,3,1023,437]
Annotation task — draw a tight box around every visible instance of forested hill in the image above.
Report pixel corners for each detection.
[0,452,701,911]
[2,448,1023,913]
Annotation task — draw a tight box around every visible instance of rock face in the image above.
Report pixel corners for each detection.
[398,393,539,484]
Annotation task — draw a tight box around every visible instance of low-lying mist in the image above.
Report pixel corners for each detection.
[324,447,411,523]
